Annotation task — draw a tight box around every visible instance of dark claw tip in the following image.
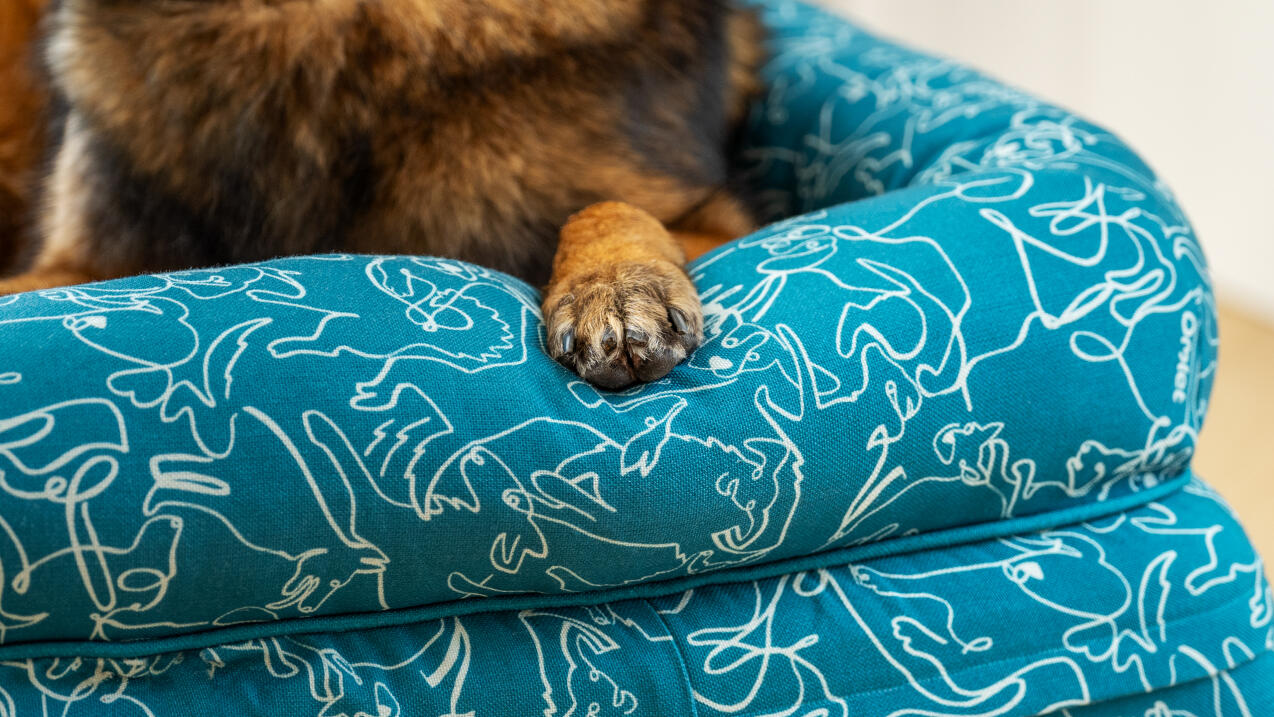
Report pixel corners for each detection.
[602,326,618,351]
[560,329,575,355]
[625,327,647,344]
[669,308,690,334]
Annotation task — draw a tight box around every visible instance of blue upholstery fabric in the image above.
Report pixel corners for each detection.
[0,0,1269,713]
[0,481,1268,715]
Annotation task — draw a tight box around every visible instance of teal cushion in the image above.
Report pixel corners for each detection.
[0,0,1269,714]
[0,480,1267,715]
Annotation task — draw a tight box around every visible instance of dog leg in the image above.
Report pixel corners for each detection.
[673,190,757,261]
[0,116,102,297]
[0,269,97,295]
[542,202,710,389]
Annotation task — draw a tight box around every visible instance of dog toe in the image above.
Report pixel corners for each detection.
[542,261,703,389]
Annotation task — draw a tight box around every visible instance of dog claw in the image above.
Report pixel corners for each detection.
[542,261,704,389]
[669,307,690,334]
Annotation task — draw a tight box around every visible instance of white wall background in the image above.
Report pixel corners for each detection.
[818,1,1274,320]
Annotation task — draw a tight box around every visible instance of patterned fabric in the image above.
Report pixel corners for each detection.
[0,0,1269,713]
[0,481,1268,715]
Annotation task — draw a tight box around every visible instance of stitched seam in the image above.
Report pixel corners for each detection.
[645,599,703,717]
[0,472,1191,661]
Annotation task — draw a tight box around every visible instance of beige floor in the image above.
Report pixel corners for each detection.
[1195,303,1274,561]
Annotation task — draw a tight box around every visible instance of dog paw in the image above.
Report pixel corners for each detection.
[543,261,703,389]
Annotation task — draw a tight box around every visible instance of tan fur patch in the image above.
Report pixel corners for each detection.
[0,0,48,276]
[542,202,705,388]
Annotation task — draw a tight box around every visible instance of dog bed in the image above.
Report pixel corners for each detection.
[0,1,1268,714]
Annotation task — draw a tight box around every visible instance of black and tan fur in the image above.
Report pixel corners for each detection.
[0,0,767,388]
[0,0,48,276]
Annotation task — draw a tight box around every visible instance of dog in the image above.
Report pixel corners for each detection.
[0,0,767,389]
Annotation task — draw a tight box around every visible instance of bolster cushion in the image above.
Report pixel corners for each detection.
[0,0,1217,657]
